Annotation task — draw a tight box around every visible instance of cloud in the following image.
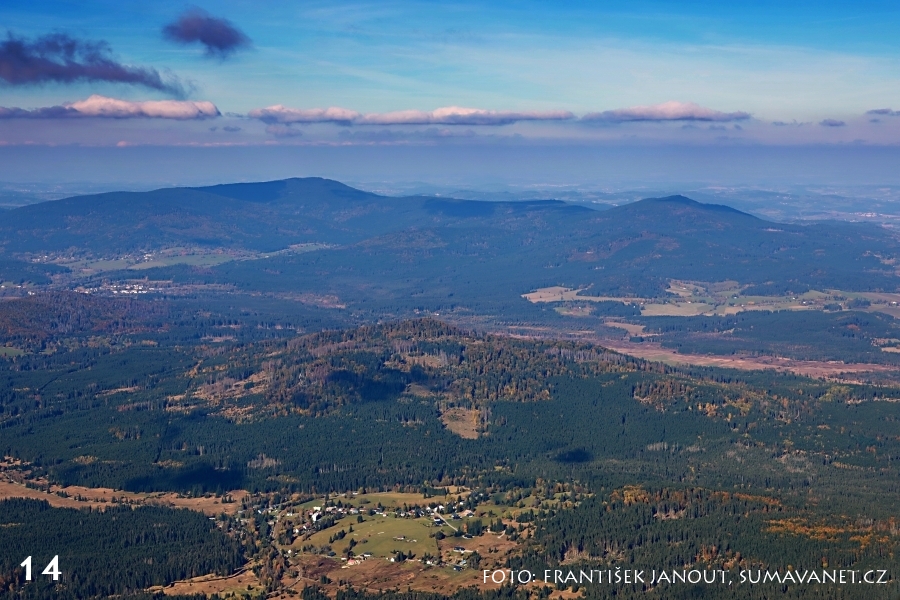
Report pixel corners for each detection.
[163,9,251,58]
[0,95,219,119]
[356,107,575,125]
[0,32,186,97]
[222,125,241,132]
[582,101,750,123]
[249,105,574,127]
[819,119,845,127]
[866,108,900,117]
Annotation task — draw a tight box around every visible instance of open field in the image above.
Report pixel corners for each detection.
[522,286,644,304]
[128,253,237,270]
[300,513,444,559]
[0,471,247,515]
[332,557,478,594]
[640,302,714,316]
[154,566,261,597]
[0,346,24,357]
[525,283,900,319]
[52,243,335,276]
[600,340,899,381]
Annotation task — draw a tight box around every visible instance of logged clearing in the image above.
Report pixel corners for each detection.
[0,471,246,515]
[441,408,481,439]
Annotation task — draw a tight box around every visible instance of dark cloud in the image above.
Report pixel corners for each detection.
[222,125,241,132]
[0,32,187,97]
[819,119,845,127]
[866,108,900,116]
[163,9,251,58]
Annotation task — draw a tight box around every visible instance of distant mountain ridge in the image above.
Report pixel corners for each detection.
[0,177,595,255]
[0,177,898,298]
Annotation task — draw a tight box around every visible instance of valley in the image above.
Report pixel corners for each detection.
[2,178,900,599]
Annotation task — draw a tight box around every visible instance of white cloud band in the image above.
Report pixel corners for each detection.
[249,105,574,126]
[0,95,220,119]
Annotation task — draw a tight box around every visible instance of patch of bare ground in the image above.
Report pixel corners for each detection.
[602,320,651,337]
[405,383,434,398]
[339,559,483,595]
[440,408,481,439]
[152,566,260,597]
[193,370,270,404]
[0,470,247,515]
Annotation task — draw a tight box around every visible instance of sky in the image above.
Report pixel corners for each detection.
[1,1,899,186]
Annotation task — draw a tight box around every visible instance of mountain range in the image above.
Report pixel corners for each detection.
[1,177,898,301]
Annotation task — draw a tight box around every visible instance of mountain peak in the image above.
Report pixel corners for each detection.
[629,194,755,217]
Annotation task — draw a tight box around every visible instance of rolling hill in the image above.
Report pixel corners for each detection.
[0,178,898,301]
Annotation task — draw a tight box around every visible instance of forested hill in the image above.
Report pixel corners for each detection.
[1,178,898,297]
[0,177,592,255]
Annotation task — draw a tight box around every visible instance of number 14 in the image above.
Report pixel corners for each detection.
[20,556,61,581]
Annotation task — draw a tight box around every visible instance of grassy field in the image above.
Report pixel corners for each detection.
[300,513,445,559]
[522,286,644,304]
[129,253,237,270]
[55,243,333,275]
[0,347,25,357]
[640,302,714,316]
[526,282,900,320]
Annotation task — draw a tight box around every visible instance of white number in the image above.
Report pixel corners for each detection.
[20,556,31,581]
[41,555,61,581]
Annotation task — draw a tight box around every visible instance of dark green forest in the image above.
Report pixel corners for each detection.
[0,499,243,599]
[1,178,900,599]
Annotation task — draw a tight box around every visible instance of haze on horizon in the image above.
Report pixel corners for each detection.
[1,0,899,187]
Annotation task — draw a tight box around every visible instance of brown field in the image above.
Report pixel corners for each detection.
[153,566,261,597]
[440,408,481,439]
[602,321,648,337]
[0,473,247,515]
[523,283,900,322]
[294,529,519,596]
[600,340,897,381]
[522,286,643,304]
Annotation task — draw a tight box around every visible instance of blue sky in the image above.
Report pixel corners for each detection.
[1,1,899,184]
